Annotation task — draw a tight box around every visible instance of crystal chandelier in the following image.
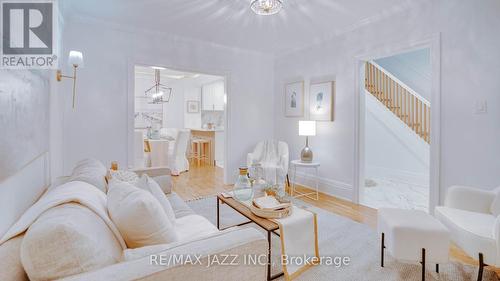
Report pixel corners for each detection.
[144,68,172,104]
[251,0,283,16]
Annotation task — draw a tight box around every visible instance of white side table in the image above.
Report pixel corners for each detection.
[290,159,320,200]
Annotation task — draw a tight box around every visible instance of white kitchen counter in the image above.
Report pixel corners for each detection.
[189,128,224,132]
[190,129,224,167]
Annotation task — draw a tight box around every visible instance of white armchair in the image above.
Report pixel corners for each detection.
[435,185,500,280]
[247,140,289,187]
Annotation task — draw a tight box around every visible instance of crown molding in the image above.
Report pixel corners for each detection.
[276,0,430,59]
[64,14,274,59]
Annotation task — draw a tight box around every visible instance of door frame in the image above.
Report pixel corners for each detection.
[352,33,441,213]
[126,58,231,184]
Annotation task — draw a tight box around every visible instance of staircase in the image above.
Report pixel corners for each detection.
[365,61,430,143]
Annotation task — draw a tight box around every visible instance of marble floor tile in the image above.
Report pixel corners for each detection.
[361,177,429,212]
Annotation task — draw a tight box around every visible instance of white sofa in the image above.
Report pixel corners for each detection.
[61,226,266,281]
[0,160,267,281]
[435,185,500,280]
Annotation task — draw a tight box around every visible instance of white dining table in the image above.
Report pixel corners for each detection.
[147,139,170,167]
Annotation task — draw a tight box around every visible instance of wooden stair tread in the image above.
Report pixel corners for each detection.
[365,64,430,145]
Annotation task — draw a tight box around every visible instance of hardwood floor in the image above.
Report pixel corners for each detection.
[173,164,498,276]
[172,162,232,200]
[290,185,498,275]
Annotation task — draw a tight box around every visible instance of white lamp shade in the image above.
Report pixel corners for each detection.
[68,51,84,67]
[299,121,316,136]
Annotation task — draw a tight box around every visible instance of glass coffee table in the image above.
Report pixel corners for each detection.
[216,194,284,281]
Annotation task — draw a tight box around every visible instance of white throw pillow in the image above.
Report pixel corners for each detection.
[490,186,500,216]
[20,203,122,281]
[109,170,139,184]
[107,180,178,248]
[136,174,176,223]
[68,158,108,193]
[0,234,28,281]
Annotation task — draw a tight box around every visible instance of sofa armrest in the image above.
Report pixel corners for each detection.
[132,167,171,178]
[132,167,172,194]
[444,185,495,213]
[58,227,267,281]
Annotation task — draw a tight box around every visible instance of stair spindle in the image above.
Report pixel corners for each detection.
[364,61,430,144]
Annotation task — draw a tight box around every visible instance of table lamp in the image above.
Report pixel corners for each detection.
[299,120,316,163]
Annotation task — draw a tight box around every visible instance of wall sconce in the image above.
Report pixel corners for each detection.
[57,51,84,108]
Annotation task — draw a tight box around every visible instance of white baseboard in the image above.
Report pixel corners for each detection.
[290,171,353,201]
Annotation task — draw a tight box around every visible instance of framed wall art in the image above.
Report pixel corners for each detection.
[186,100,200,113]
[309,81,334,121]
[284,81,304,117]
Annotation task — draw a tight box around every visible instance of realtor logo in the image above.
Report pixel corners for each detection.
[1,1,57,69]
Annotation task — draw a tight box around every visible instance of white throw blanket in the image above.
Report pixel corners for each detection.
[0,181,127,249]
[251,140,285,185]
[273,206,319,280]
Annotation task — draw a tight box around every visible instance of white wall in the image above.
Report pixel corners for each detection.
[183,84,202,129]
[365,91,429,186]
[0,71,50,182]
[161,79,185,129]
[58,17,275,183]
[375,48,431,101]
[49,2,66,183]
[274,0,500,201]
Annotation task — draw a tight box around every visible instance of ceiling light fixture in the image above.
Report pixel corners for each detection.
[251,0,283,16]
[145,69,172,104]
[152,91,164,99]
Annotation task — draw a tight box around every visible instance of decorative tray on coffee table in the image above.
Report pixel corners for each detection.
[249,196,292,219]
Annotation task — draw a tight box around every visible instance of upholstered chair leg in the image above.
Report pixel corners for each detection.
[420,248,425,281]
[477,253,485,281]
[381,232,385,267]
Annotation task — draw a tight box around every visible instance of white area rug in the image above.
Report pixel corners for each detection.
[187,197,498,281]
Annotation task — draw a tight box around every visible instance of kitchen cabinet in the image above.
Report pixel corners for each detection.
[202,80,225,111]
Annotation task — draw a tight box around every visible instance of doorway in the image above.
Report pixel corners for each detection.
[357,47,436,212]
[130,64,228,196]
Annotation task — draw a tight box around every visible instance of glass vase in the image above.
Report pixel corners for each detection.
[233,167,253,202]
[249,163,266,198]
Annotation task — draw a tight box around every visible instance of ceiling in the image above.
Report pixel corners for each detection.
[135,66,223,86]
[61,0,420,54]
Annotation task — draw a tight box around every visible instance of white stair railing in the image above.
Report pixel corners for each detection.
[365,61,431,143]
